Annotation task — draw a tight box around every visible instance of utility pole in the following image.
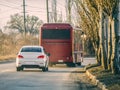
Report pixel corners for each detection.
[23,0,26,37]
[52,0,57,22]
[46,0,49,23]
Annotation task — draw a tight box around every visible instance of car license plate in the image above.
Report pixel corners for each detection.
[58,60,63,62]
[25,62,35,64]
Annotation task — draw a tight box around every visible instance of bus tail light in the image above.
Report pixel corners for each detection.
[37,55,45,59]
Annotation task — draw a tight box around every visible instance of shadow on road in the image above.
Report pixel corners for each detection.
[19,65,86,73]
[22,69,74,73]
[22,69,42,72]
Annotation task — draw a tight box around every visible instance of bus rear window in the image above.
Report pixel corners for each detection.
[42,29,70,39]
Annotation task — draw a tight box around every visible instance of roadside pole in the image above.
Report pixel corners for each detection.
[23,0,26,37]
[46,0,49,23]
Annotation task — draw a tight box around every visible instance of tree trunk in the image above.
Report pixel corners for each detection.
[110,18,116,73]
[99,8,108,70]
[97,47,101,65]
[107,16,113,70]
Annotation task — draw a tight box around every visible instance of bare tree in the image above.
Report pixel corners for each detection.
[51,0,57,22]
[74,0,119,74]
[66,0,73,23]
[5,13,43,36]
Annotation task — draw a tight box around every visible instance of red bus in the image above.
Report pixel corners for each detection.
[40,23,75,67]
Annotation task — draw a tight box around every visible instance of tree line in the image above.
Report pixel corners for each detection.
[0,0,120,74]
[74,0,119,74]
[0,14,43,58]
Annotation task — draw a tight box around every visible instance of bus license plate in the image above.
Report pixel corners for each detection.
[58,60,63,62]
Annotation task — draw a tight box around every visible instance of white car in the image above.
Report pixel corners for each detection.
[16,46,49,72]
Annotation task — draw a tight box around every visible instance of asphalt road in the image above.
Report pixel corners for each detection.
[0,58,101,90]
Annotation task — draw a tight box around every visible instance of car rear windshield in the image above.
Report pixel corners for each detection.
[21,47,42,52]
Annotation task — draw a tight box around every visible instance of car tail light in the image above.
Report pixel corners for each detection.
[37,55,45,59]
[18,55,24,58]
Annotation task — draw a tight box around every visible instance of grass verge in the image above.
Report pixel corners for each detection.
[0,55,16,61]
[87,65,120,90]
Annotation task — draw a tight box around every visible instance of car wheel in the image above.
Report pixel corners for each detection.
[16,67,21,71]
[16,67,23,71]
[21,67,24,71]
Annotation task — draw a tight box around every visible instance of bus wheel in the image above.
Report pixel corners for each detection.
[76,62,81,66]
[42,67,46,72]
[67,63,76,67]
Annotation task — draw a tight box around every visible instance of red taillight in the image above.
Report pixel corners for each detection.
[18,55,24,58]
[37,55,45,59]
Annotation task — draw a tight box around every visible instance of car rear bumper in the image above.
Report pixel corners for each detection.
[19,65,45,68]
[16,61,46,68]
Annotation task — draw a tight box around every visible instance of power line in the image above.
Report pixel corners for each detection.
[27,5,45,10]
[0,11,21,16]
[0,8,21,14]
[27,10,46,13]
[4,0,22,5]
[0,3,21,10]
[0,1,21,7]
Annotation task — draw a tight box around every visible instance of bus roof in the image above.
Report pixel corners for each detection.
[41,23,72,29]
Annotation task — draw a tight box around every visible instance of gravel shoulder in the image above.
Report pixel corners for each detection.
[86,65,120,90]
[69,68,101,90]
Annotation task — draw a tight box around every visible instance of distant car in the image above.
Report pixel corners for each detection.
[16,46,49,72]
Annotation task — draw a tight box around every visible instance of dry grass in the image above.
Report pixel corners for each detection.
[87,66,120,90]
[0,54,16,61]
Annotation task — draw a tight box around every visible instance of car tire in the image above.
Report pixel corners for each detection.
[16,67,21,71]
[21,67,24,71]
[16,67,23,71]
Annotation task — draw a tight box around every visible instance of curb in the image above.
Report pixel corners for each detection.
[0,59,15,64]
[86,70,108,90]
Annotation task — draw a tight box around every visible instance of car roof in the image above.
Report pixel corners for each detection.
[21,45,43,49]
